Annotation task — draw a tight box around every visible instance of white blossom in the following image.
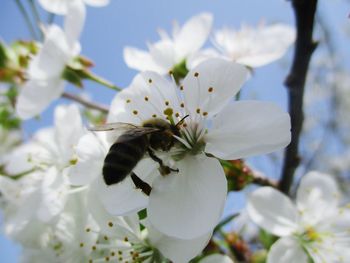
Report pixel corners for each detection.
[16,1,85,119]
[73,58,291,240]
[188,23,295,69]
[247,171,350,263]
[124,13,213,75]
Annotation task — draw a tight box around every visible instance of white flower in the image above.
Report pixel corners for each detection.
[38,0,109,15]
[73,58,291,240]
[124,12,213,75]
[188,23,295,69]
[16,1,85,119]
[247,171,350,263]
[78,191,211,263]
[2,104,84,223]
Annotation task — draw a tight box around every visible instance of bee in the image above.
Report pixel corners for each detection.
[89,117,187,195]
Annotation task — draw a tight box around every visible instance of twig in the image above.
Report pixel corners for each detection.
[279,0,318,194]
[252,175,278,188]
[62,92,109,114]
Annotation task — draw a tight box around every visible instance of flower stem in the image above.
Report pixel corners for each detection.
[62,92,109,114]
[14,0,38,40]
[85,71,122,92]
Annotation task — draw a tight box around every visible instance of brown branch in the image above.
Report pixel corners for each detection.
[62,92,109,114]
[279,0,318,194]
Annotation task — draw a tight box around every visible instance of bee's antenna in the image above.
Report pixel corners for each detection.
[175,115,189,127]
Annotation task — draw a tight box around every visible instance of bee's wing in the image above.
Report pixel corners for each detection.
[89,122,160,143]
[88,122,139,132]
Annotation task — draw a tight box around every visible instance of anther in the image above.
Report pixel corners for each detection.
[196,108,201,114]
[104,236,109,241]
[132,110,138,115]
[80,243,84,247]
[111,252,116,257]
[152,114,157,118]
[208,87,214,92]
[165,101,170,106]
[180,85,184,90]
[124,237,129,242]
[148,78,152,83]
[175,112,180,117]
[203,112,208,116]
[126,99,131,103]
[92,246,96,251]
[194,72,199,77]
[85,228,91,232]
[144,96,149,101]
[108,222,113,227]
[105,256,110,261]
[168,70,173,75]
[180,103,185,108]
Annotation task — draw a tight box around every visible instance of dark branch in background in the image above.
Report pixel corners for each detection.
[62,92,109,114]
[279,0,318,194]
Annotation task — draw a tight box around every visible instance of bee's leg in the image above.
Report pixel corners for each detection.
[130,172,152,196]
[147,148,179,176]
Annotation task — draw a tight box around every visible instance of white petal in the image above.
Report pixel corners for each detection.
[267,237,308,263]
[247,187,299,237]
[16,78,65,120]
[148,154,227,239]
[64,0,86,50]
[54,104,83,163]
[94,159,157,215]
[236,24,295,68]
[36,168,68,222]
[174,13,213,59]
[205,101,291,160]
[38,0,70,15]
[108,71,179,124]
[148,224,211,263]
[200,254,234,263]
[296,171,340,226]
[148,40,176,72]
[69,132,106,185]
[123,47,165,73]
[83,0,110,6]
[182,58,248,117]
[186,48,223,70]
[28,25,70,79]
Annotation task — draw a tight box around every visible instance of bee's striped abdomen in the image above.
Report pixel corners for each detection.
[103,135,148,185]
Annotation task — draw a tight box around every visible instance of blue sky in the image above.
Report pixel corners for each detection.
[1,0,349,261]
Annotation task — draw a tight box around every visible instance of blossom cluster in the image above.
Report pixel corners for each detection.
[1,1,348,263]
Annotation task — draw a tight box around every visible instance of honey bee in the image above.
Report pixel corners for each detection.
[89,117,187,195]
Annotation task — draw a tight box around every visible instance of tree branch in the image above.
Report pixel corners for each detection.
[62,92,109,114]
[279,0,318,194]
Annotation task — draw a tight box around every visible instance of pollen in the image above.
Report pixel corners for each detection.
[194,72,199,77]
[126,99,131,103]
[132,110,138,115]
[196,108,201,114]
[163,107,174,116]
[208,87,214,92]
[108,221,113,227]
[148,78,152,83]
[144,96,149,101]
